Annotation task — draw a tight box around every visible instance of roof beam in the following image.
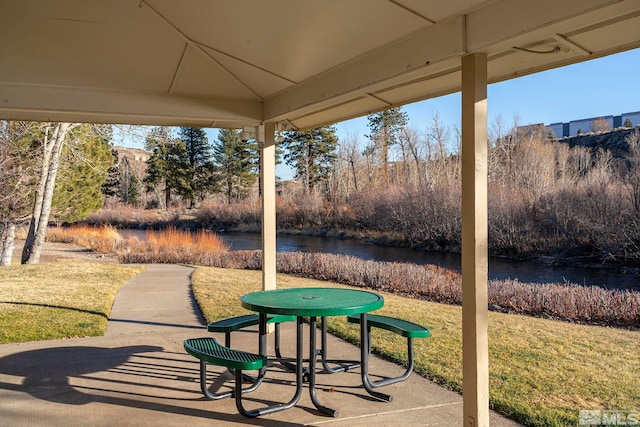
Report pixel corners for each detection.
[0,83,262,127]
[264,16,464,122]
[465,0,623,52]
[264,0,634,124]
[553,33,592,56]
[385,0,436,25]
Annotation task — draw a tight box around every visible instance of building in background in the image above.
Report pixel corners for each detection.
[544,111,640,138]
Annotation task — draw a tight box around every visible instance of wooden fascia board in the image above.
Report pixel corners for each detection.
[0,83,262,127]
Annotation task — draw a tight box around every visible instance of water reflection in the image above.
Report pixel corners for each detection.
[116,229,639,290]
[221,232,639,291]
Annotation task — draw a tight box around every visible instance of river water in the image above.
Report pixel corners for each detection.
[117,229,639,291]
[219,232,639,291]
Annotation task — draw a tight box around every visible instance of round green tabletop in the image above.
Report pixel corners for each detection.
[241,287,384,317]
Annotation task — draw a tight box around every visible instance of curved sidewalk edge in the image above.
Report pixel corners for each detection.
[105,264,204,336]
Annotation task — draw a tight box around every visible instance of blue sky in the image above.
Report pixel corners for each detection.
[278,47,639,179]
[334,47,640,143]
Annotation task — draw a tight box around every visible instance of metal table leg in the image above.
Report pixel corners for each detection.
[308,316,339,417]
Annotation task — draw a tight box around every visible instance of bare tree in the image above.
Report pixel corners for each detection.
[427,111,450,161]
[0,121,36,265]
[21,122,80,264]
[344,133,362,193]
[623,130,640,213]
[489,114,525,185]
[590,117,611,133]
[362,144,380,186]
[424,112,455,186]
[398,126,424,187]
[331,132,362,199]
[508,134,555,208]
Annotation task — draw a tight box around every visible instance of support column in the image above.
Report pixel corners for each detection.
[461,53,489,427]
[259,122,277,291]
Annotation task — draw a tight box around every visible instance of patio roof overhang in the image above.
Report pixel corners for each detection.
[2,1,639,426]
[1,0,638,130]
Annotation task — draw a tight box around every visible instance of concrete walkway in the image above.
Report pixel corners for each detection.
[105,264,202,336]
[0,264,522,426]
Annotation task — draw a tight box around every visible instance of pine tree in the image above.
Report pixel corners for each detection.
[178,127,217,207]
[52,124,115,223]
[366,107,408,183]
[127,175,140,207]
[144,127,189,208]
[624,118,633,128]
[101,148,120,199]
[281,126,338,194]
[212,129,259,203]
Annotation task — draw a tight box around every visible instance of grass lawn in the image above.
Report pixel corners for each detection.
[0,261,145,343]
[192,266,640,427]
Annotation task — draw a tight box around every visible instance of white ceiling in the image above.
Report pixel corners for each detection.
[1,0,639,130]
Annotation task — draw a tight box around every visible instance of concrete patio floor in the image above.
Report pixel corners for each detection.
[0,264,522,426]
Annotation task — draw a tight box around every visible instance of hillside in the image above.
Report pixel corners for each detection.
[557,126,639,158]
[114,146,150,165]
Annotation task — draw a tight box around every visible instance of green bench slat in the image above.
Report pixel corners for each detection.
[184,337,266,371]
[207,314,295,333]
[347,314,430,338]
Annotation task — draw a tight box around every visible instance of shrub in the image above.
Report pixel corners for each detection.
[47,226,640,328]
[47,225,229,264]
[192,250,640,328]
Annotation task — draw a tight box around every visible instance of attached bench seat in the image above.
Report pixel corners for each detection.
[184,337,266,371]
[184,337,265,414]
[347,314,430,387]
[207,314,295,356]
[184,337,298,418]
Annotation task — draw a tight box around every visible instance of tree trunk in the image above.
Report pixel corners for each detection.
[21,125,53,263]
[1,223,16,266]
[164,186,171,209]
[381,137,389,183]
[22,122,74,264]
[349,159,358,192]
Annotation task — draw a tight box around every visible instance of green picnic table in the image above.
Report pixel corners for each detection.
[241,287,388,417]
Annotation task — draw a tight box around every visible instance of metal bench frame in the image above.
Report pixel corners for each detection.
[184,337,302,418]
[347,314,430,387]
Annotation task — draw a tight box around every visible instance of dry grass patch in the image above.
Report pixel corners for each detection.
[192,266,640,427]
[46,225,229,265]
[0,261,145,343]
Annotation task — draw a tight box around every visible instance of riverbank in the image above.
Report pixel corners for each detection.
[37,225,640,329]
[86,205,640,277]
[11,240,119,265]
